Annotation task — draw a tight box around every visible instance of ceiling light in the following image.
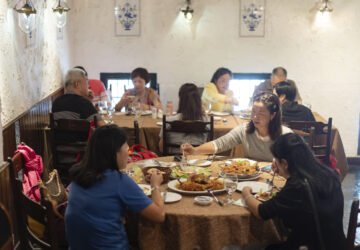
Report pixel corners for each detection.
[181,0,194,21]
[53,0,70,29]
[15,0,37,35]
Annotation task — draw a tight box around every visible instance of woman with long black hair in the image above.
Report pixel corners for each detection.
[65,125,165,249]
[159,83,209,154]
[242,133,346,250]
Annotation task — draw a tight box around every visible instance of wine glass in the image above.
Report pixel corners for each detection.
[204,102,212,116]
[98,101,106,113]
[223,173,238,204]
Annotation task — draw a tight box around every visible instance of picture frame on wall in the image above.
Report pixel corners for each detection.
[114,0,140,36]
[240,0,265,37]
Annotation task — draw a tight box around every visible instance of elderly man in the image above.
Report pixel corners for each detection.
[252,67,302,103]
[52,68,105,143]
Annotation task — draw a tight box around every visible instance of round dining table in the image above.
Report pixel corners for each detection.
[126,155,287,250]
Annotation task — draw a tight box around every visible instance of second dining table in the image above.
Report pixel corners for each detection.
[109,111,348,181]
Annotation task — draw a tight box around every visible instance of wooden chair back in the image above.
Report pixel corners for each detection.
[347,199,360,250]
[8,153,59,250]
[119,120,140,146]
[0,202,13,250]
[49,113,91,185]
[162,115,214,156]
[287,117,332,166]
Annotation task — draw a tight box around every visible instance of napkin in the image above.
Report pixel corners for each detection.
[233,198,248,207]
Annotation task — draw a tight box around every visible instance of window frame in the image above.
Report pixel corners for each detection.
[100,72,159,93]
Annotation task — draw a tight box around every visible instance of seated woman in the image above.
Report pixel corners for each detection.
[242,133,346,250]
[159,83,209,154]
[65,125,165,249]
[182,92,292,162]
[274,81,315,123]
[201,67,238,112]
[115,68,163,111]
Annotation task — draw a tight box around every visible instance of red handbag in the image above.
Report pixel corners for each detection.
[128,145,158,163]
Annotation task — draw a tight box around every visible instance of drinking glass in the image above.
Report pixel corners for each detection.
[107,106,115,123]
[223,173,238,204]
[204,102,212,117]
[134,102,142,120]
[98,101,106,113]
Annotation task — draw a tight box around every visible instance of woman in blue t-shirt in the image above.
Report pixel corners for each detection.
[65,125,165,249]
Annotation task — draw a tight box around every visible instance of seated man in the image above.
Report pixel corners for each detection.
[253,66,302,103]
[52,68,105,142]
[74,66,111,105]
[274,81,315,124]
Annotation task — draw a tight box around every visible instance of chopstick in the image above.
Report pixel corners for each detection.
[207,189,223,207]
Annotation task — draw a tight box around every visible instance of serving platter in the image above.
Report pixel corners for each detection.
[168,178,226,195]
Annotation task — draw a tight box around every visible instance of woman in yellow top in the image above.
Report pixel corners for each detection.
[201,67,238,112]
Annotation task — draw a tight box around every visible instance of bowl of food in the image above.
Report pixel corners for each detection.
[142,166,172,184]
[222,158,260,179]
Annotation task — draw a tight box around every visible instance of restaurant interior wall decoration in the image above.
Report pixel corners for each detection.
[0,0,71,127]
[69,0,360,156]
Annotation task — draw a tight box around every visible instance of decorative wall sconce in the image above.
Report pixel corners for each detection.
[181,0,194,21]
[319,0,333,12]
[52,0,70,29]
[14,0,37,35]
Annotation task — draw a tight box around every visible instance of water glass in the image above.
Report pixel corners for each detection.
[151,107,157,119]
[134,102,141,119]
[223,173,238,204]
[205,102,212,116]
[98,101,106,112]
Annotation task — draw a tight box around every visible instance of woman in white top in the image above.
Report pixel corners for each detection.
[182,92,292,161]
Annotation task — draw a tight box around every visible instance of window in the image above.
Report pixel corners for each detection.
[229,73,271,111]
[100,73,158,108]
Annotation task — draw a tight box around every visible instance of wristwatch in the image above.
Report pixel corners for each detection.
[151,186,160,192]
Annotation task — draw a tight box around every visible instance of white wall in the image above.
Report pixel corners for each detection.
[0,0,72,127]
[69,0,360,155]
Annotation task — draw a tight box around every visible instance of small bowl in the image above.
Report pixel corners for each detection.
[194,196,213,206]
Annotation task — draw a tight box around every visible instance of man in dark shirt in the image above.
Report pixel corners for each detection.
[274,81,315,124]
[52,68,105,142]
[253,67,302,103]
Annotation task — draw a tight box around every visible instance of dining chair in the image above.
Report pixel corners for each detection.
[8,152,61,250]
[49,113,91,185]
[0,202,13,250]
[346,199,360,250]
[287,117,332,166]
[121,120,140,146]
[162,115,214,156]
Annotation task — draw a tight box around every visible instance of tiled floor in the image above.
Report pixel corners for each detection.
[342,164,360,243]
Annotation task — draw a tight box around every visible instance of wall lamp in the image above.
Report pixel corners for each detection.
[52,0,70,29]
[319,0,333,12]
[14,0,37,35]
[181,0,194,21]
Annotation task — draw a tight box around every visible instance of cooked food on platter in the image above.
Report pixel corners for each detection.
[138,184,151,196]
[175,174,223,191]
[223,159,259,176]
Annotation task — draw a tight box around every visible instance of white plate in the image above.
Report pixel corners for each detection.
[178,166,212,175]
[187,159,212,167]
[161,192,182,203]
[141,110,152,116]
[156,121,162,126]
[214,116,221,121]
[99,110,107,115]
[138,159,176,168]
[168,178,225,195]
[237,181,270,193]
[210,111,230,116]
[138,184,151,196]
